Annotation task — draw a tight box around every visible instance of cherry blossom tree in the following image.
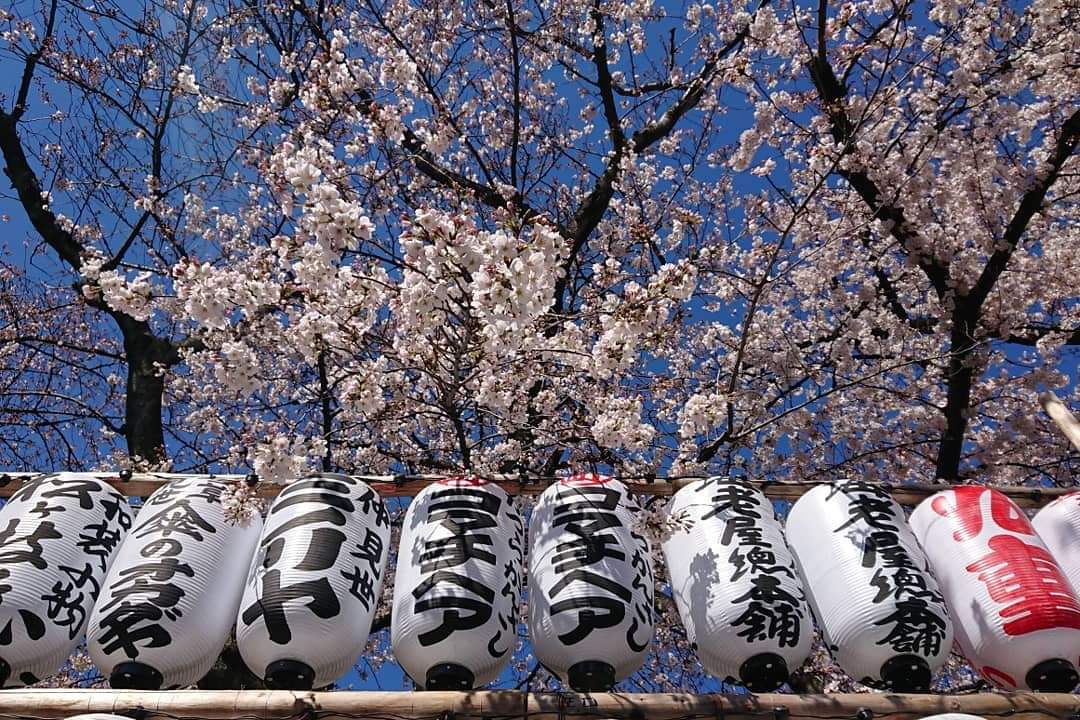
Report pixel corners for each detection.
[1,0,1078,692]
[739,0,1080,484]
[0,0,267,467]
[4,0,1076,482]
[152,0,1077,484]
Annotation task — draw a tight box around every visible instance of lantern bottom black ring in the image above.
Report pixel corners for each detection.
[879,654,931,692]
[425,663,475,690]
[739,652,790,692]
[567,661,616,692]
[265,659,315,690]
[1026,658,1079,693]
[111,661,164,690]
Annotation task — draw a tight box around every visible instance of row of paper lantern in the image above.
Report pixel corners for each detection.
[3,473,1080,694]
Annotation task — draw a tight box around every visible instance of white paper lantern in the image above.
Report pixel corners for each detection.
[910,486,1080,691]
[529,474,654,691]
[786,482,953,691]
[0,473,132,687]
[391,477,524,689]
[236,474,391,689]
[1032,493,1080,595]
[663,477,813,690]
[86,477,262,689]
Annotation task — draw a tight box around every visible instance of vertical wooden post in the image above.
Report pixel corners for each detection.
[1041,391,1080,454]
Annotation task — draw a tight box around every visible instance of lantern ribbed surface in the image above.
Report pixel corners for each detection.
[391,477,524,689]
[786,482,953,691]
[86,476,262,689]
[236,474,391,689]
[1032,492,1080,595]
[0,473,132,687]
[664,477,812,691]
[528,474,654,692]
[911,486,1080,692]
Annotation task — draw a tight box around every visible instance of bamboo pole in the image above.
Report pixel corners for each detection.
[1041,392,1080,454]
[0,471,1075,507]
[0,690,1077,720]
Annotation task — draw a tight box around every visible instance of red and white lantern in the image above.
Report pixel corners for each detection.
[1032,493,1080,595]
[786,482,953,691]
[529,474,654,691]
[910,486,1080,691]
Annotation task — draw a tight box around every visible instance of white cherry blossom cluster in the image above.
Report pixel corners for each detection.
[630,497,695,546]
[79,250,155,322]
[220,479,265,527]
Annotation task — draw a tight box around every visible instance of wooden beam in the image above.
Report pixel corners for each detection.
[0,471,1075,507]
[0,690,1077,720]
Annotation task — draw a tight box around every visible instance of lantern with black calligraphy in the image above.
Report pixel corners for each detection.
[0,472,132,687]
[236,474,391,690]
[391,477,524,689]
[529,474,654,692]
[663,478,813,691]
[785,482,953,691]
[1032,493,1080,595]
[910,486,1080,691]
[86,477,261,689]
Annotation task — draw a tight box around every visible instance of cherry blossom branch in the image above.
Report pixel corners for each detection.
[9,0,58,122]
[591,1,627,151]
[556,2,767,312]
[966,108,1080,310]
[505,0,523,191]
[729,348,957,444]
[0,1,207,463]
[805,0,951,302]
[995,325,1080,346]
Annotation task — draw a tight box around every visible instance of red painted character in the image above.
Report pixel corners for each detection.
[965,535,1080,635]
[930,487,1034,542]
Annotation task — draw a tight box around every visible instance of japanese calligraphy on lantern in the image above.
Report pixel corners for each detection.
[236,474,390,690]
[786,482,952,692]
[664,477,812,691]
[86,476,261,689]
[911,486,1080,691]
[529,474,654,692]
[392,476,523,689]
[0,473,131,687]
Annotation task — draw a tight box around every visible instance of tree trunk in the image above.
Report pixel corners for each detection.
[124,336,168,463]
[196,633,264,690]
[935,310,977,481]
[113,316,180,465]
